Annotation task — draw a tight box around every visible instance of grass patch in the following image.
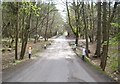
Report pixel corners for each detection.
[107,55,118,72]
[10,60,26,66]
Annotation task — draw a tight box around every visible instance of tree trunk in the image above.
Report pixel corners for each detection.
[20,28,29,59]
[90,1,94,43]
[15,2,19,60]
[94,2,101,57]
[34,17,39,43]
[49,12,55,37]
[100,1,107,71]
[89,36,92,43]
[117,5,120,82]
[15,22,18,60]
[44,3,49,41]
[66,0,76,36]
[20,10,25,59]
[100,2,119,71]
[91,1,95,43]
[117,3,120,83]
[74,1,79,46]
[82,2,89,57]
[20,9,32,60]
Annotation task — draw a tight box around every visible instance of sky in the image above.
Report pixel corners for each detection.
[53,0,67,21]
[40,0,67,21]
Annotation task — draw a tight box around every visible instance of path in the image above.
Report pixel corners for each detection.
[3,36,113,82]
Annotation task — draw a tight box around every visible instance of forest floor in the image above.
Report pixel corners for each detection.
[67,36,119,82]
[2,39,53,70]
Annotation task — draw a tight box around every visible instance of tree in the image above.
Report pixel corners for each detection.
[2,1,64,60]
[44,3,50,41]
[82,2,89,57]
[100,1,107,71]
[94,1,102,57]
[20,2,33,59]
[117,5,120,82]
[118,18,120,83]
[2,2,20,60]
[66,0,76,36]
[100,1,120,71]
[66,0,82,45]
[73,0,80,45]
[15,2,19,60]
[89,1,95,43]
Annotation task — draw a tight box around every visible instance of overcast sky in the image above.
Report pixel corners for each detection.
[40,0,67,21]
[53,0,67,21]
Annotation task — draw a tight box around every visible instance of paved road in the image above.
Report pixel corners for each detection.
[3,36,112,82]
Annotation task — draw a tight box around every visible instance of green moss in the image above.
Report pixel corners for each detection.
[15,60,21,64]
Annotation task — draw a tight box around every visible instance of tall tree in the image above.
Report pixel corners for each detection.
[94,1,101,57]
[44,3,50,41]
[89,1,94,43]
[82,2,89,57]
[100,1,120,71]
[15,2,19,60]
[66,0,76,36]
[20,2,32,59]
[117,5,120,83]
[118,14,120,83]
[100,1,107,71]
[73,0,80,45]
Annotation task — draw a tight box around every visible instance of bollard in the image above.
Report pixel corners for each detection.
[28,46,32,59]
